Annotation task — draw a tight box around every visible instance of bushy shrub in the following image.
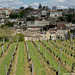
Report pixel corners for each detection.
[13,33,24,42]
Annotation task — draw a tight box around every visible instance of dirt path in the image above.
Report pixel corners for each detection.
[24,43,31,75]
[10,44,19,75]
[0,43,11,65]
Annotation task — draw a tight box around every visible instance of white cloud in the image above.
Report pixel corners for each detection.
[23,4,28,8]
[0,0,75,9]
[30,3,39,8]
[58,0,66,2]
[41,0,75,9]
[58,6,67,9]
[0,0,23,8]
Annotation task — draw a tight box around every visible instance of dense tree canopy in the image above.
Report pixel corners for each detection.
[19,6,25,10]
[38,4,42,9]
[10,10,25,18]
[13,33,24,42]
[26,16,35,21]
[25,6,34,11]
[58,16,65,21]
[19,10,24,18]
[65,14,75,22]
[10,13,19,19]
[0,21,14,28]
[0,27,14,41]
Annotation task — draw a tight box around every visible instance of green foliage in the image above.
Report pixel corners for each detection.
[14,33,24,42]
[0,27,14,39]
[68,30,70,39]
[25,6,34,11]
[26,16,35,21]
[0,21,14,28]
[38,4,42,9]
[34,41,67,74]
[10,10,24,18]
[19,6,25,10]
[58,16,65,21]
[27,42,46,75]
[19,10,24,18]
[42,6,49,9]
[0,43,16,75]
[65,14,75,22]
[50,35,52,40]
[71,30,75,33]
[10,13,19,19]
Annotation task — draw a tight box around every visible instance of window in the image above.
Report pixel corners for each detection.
[55,15,57,17]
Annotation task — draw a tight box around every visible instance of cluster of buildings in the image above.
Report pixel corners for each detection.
[0,8,11,26]
[0,6,75,41]
[12,7,75,27]
[0,7,75,26]
[23,22,75,41]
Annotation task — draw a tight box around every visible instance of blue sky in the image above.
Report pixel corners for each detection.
[0,0,75,9]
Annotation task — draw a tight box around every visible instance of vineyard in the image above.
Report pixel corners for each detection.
[0,39,75,75]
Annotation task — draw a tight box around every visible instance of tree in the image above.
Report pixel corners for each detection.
[50,35,52,40]
[10,13,19,19]
[43,6,46,9]
[0,27,14,41]
[25,6,34,11]
[0,21,14,29]
[19,10,24,18]
[26,16,35,21]
[38,4,42,9]
[65,14,75,22]
[13,33,24,42]
[59,17,65,21]
[19,6,25,10]
[42,6,49,9]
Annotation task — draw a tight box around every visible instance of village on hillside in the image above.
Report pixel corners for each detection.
[0,5,75,41]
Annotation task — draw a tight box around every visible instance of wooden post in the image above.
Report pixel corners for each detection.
[32,62,34,75]
[60,48,62,59]
[5,63,7,75]
[69,22,71,42]
[1,39,2,44]
[73,41,74,50]
[45,47,46,58]
[71,63,74,72]
[71,36,72,43]
[2,45,4,53]
[10,38,11,42]
[27,44,28,51]
[17,38,18,43]
[47,37,48,42]
[39,43,40,51]
[12,50,13,60]
[58,60,60,75]
[28,50,29,60]
[3,38,5,44]
[62,41,63,49]
[50,41,51,49]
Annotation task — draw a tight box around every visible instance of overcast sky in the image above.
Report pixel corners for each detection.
[0,0,75,9]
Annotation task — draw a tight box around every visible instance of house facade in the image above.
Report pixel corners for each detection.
[0,8,11,18]
[27,18,49,26]
[35,18,49,26]
[0,15,5,26]
[50,10,62,18]
[55,24,69,40]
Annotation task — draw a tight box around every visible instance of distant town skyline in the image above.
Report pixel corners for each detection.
[0,0,75,9]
